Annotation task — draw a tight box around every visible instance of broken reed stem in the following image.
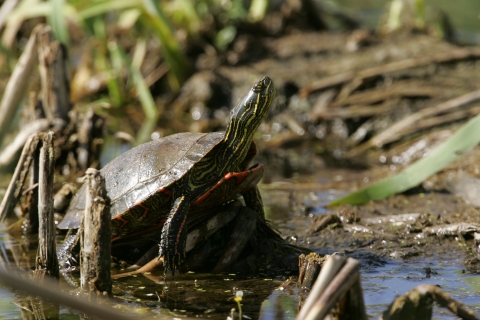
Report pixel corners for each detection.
[35,131,58,279]
[25,139,40,234]
[299,47,480,98]
[349,88,480,156]
[298,257,367,320]
[80,168,112,298]
[0,24,39,145]
[297,255,345,320]
[0,134,41,222]
[32,131,59,320]
[0,118,50,170]
[0,267,133,320]
[298,252,328,290]
[37,25,71,122]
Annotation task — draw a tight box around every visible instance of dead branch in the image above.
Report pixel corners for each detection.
[300,47,480,98]
[348,89,480,156]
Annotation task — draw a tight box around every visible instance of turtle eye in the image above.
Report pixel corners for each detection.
[253,76,272,93]
[253,81,265,93]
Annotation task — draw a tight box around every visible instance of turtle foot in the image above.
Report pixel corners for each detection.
[159,196,189,275]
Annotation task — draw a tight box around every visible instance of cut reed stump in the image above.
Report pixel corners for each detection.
[80,168,112,299]
[32,131,59,320]
[297,255,367,320]
[34,132,59,278]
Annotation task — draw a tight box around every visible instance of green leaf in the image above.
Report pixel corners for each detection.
[48,0,69,45]
[215,25,237,50]
[248,0,269,22]
[329,112,480,207]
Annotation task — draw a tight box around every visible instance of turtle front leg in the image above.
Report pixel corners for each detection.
[159,195,190,275]
[243,186,265,220]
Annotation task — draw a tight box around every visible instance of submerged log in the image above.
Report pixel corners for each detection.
[213,207,257,272]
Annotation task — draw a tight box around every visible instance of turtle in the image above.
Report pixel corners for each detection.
[58,76,276,274]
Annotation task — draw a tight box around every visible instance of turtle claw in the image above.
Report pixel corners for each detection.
[159,196,189,275]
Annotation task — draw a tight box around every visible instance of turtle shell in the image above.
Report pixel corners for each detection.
[58,131,226,232]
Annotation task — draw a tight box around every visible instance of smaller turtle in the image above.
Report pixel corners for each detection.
[58,76,276,274]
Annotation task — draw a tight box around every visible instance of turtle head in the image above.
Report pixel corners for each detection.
[224,76,276,150]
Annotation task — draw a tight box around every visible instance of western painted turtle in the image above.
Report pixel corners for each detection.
[58,76,276,274]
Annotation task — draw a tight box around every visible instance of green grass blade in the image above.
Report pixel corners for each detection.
[8,1,78,27]
[48,0,69,45]
[141,0,188,91]
[105,40,125,107]
[113,40,158,144]
[329,112,480,207]
[77,0,142,20]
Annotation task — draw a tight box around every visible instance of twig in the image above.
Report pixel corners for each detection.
[397,105,480,137]
[314,103,390,120]
[329,85,440,108]
[348,89,480,157]
[299,47,480,97]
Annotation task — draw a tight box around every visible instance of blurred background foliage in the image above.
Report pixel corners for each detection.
[0,0,280,143]
[1,0,479,145]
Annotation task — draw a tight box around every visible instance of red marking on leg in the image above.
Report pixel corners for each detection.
[193,178,224,205]
[193,165,263,206]
[113,214,129,228]
[112,219,166,242]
